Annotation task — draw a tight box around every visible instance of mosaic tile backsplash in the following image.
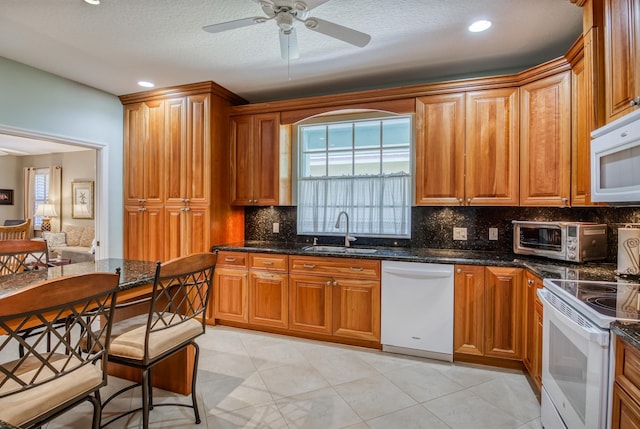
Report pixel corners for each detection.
[244,206,640,262]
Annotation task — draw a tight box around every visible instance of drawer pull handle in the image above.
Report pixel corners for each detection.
[350,267,364,271]
[225,257,236,262]
[303,264,316,269]
[262,261,274,265]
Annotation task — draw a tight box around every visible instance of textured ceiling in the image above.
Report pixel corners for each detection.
[1,0,582,103]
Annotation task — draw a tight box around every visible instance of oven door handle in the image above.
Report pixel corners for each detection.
[538,289,609,347]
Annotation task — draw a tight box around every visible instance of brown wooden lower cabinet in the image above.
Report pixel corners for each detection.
[454,265,523,363]
[612,336,640,429]
[214,252,381,346]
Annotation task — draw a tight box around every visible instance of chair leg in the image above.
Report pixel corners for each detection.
[191,342,201,424]
[88,394,102,429]
[148,366,153,410]
[141,368,150,429]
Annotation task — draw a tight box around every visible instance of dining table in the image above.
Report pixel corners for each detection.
[0,258,198,395]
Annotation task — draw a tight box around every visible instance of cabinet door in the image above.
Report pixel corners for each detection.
[522,272,537,374]
[289,274,332,335]
[465,88,519,205]
[332,278,380,341]
[611,382,640,429]
[124,101,164,206]
[604,0,640,122]
[253,113,280,205]
[484,266,523,359]
[453,265,485,356]
[249,270,288,328]
[520,71,572,206]
[164,205,210,258]
[123,205,164,262]
[230,115,254,205]
[214,267,248,323]
[185,94,211,205]
[533,299,543,390]
[164,97,187,205]
[415,94,465,205]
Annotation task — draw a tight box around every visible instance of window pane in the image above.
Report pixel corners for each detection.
[382,148,411,174]
[354,121,380,149]
[301,152,327,177]
[302,126,326,152]
[327,123,352,150]
[383,118,411,146]
[327,151,353,176]
[354,149,381,175]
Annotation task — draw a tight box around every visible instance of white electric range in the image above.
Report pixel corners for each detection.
[539,278,640,429]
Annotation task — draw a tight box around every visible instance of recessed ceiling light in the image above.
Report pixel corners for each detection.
[84,0,100,5]
[468,20,492,33]
[137,81,155,88]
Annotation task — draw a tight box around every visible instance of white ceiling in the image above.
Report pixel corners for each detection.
[0,134,88,156]
[1,0,583,104]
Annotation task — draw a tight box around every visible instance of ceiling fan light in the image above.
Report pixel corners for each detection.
[468,20,492,33]
[84,0,100,5]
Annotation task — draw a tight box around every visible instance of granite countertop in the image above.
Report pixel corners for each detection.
[0,258,158,298]
[612,321,640,350]
[214,240,620,282]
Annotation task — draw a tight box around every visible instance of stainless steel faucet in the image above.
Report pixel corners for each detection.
[335,211,356,247]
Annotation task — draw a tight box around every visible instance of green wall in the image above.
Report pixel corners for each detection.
[0,56,124,257]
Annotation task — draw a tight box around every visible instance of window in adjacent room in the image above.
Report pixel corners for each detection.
[296,113,412,238]
[32,168,50,228]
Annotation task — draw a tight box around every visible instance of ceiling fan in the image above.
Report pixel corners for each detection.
[202,0,371,60]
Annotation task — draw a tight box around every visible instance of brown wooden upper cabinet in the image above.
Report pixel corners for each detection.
[230,112,281,206]
[604,0,640,122]
[519,71,572,206]
[415,88,519,206]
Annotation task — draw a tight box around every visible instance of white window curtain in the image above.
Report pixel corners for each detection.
[298,174,410,237]
[48,166,62,232]
[23,168,36,232]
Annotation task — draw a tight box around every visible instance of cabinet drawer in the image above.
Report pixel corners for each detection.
[617,336,640,399]
[249,253,288,272]
[217,251,248,268]
[289,256,380,279]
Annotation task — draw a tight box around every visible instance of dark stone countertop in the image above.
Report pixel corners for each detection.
[612,321,640,350]
[0,258,158,298]
[214,240,620,282]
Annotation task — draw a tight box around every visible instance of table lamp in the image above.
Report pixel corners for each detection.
[35,203,57,232]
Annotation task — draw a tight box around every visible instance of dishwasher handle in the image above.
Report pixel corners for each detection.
[382,266,452,280]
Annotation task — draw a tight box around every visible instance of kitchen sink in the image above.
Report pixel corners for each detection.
[302,245,379,254]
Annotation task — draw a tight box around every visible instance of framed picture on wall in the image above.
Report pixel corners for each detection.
[71,181,94,219]
[0,189,14,205]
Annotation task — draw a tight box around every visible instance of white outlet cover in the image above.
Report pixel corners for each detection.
[489,228,499,240]
[272,222,280,233]
[453,227,467,240]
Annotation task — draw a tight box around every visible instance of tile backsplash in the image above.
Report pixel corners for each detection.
[244,206,640,262]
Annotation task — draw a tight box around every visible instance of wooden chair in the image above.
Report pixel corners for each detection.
[0,240,48,276]
[0,272,120,429]
[101,252,217,429]
[0,220,31,241]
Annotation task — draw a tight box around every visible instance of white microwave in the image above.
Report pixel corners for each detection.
[591,108,640,203]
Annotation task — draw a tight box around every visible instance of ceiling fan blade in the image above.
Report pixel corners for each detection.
[202,16,268,34]
[303,17,371,47]
[279,28,300,60]
[294,0,331,12]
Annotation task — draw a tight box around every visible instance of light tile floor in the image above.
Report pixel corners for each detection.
[45,326,542,428]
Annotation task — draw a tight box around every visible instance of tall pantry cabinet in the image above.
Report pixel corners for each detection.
[120,82,246,261]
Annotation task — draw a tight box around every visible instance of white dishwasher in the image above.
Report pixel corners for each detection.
[381,260,454,362]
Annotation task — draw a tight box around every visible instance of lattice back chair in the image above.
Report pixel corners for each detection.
[0,272,120,429]
[0,220,31,241]
[102,252,217,429]
[0,240,48,276]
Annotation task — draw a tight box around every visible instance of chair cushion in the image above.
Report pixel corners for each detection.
[109,314,203,361]
[0,354,103,427]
